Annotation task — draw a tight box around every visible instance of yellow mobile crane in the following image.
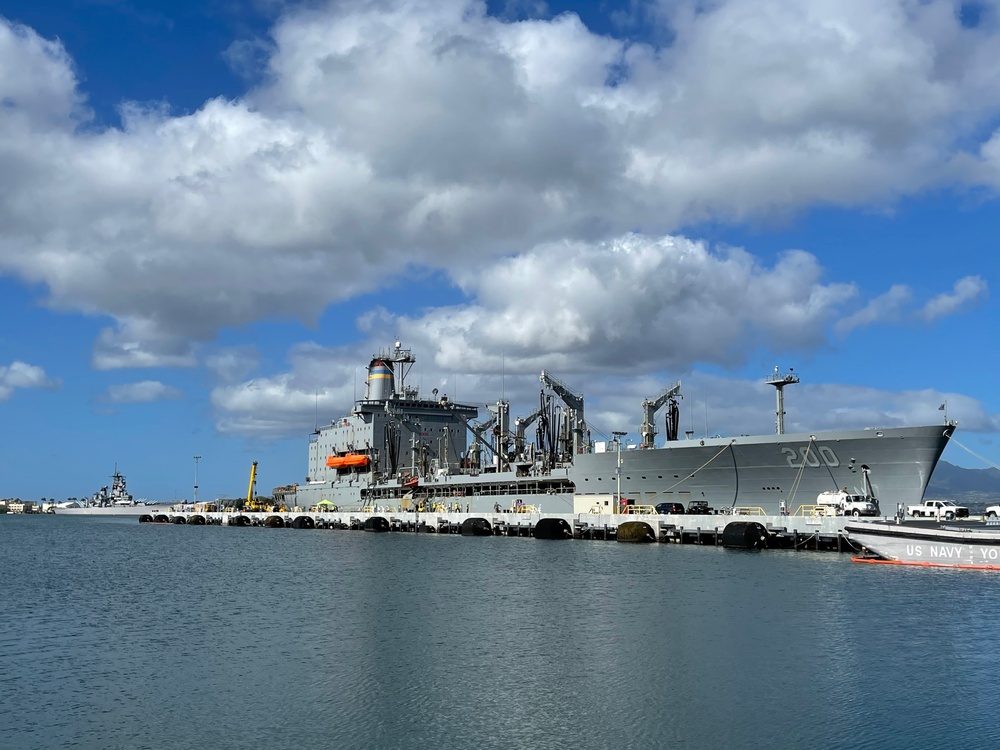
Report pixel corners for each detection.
[243,460,268,512]
[241,461,287,512]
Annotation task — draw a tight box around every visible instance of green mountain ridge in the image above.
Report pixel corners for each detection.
[926,460,1000,507]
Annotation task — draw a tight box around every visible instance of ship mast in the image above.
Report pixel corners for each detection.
[766,367,799,435]
[389,340,414,397]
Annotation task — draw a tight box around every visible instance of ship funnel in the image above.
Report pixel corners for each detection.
[366,358,395,401]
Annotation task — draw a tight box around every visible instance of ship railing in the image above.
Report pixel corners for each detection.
[791,504,835,518]
[403,503,457,513]
[622,504,657,515]
[362,505,395,513]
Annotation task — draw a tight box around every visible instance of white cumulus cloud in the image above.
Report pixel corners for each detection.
[103,380,184,404]
[0,360,60,400]
[834,284,914,336]
[0,1,997,363]
[921,274,988,320]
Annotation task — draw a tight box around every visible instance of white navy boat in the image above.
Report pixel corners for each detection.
[288,343,955,516]
[846,521,1000,569]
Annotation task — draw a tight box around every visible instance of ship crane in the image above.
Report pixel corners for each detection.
[861,464,879,513]
[244,460,267,512]
[443,403,506,471]
[383,403,425,474]
[489,400,512,468]
[470,412,498,469]
[639,381,682,449]
[514,406,544,460]
[540,370,591,458]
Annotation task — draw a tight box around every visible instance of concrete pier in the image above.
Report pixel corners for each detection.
[140,509,865,552]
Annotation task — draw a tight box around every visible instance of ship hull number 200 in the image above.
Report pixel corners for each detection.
[781,446,840,468]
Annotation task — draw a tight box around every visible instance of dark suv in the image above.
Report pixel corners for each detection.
[655,502,685,515]
[686,500,714,515]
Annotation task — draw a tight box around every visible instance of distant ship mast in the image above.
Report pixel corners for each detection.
[766,367,799,435]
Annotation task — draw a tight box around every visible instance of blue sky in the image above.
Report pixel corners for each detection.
[0,0,997,502]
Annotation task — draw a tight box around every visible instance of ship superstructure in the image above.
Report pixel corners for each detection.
[291,345,955,515]
[294,343,577,511]
[91,469,134,507]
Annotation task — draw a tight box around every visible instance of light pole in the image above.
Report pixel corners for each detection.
[193,456,201,504]
[612,431,626,514]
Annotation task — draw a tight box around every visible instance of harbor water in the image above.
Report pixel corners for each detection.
[2,514,999,750]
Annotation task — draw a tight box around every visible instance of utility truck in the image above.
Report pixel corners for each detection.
[815,464,880,517]
[816,490,879,517]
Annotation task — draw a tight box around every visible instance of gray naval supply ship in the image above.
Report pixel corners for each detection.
[288,343,955,515]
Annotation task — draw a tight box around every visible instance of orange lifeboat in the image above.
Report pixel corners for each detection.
[326,453,370,469]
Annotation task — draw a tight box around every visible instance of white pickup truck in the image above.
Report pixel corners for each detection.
[816,490,879,517]
[906,499,969,520]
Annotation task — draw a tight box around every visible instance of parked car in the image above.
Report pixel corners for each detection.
[686,500,714,515]
[986,505,1000,519]
[655,502,685,515]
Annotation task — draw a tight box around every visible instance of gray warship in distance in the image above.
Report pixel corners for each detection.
[55,470,174,516]
[289,342,955,515]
